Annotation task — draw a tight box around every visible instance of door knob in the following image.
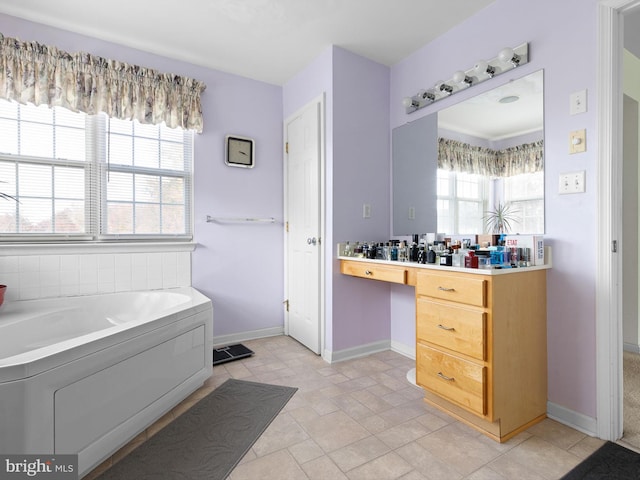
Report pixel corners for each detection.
[307,237,317,246]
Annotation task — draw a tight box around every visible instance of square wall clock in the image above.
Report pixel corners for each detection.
[225,135,255,168]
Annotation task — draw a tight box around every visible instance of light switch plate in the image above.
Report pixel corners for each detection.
[559,171,586,194]
[570,89,587,115]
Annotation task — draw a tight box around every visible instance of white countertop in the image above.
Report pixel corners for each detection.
[338,246,552,276]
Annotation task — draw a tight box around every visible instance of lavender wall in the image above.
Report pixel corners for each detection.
[0,14,285,340]
[390,0,599,419]
[331,47,391,352]
[283,46,392,354]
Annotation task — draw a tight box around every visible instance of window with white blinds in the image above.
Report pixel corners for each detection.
[436,169,487,235]
[0,99,193,241]
[503,171,544,234]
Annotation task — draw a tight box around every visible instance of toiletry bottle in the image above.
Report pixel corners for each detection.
[410,242,418,262]
[398,241,406,262]
[465,250,479,268]
[343,241,351,257]
[427,246,436,264]
[417,245,426,264]
[451,245,462,267]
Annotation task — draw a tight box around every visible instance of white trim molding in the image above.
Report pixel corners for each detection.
[323,340,391,364]
[212,327,284,349]
[596,0,640,442]
[547,402,598,438]
[390,340,416,360]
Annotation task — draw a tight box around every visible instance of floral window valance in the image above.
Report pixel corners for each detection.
[438,138,544,177]
[0,32,206,133]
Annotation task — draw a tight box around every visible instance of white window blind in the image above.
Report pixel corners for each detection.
[0,99,193,241]
[503,172,544,234]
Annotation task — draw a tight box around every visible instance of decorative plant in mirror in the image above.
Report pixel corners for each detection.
[0,181,16,202]
[0,192,16,201]
[483,202,519,234]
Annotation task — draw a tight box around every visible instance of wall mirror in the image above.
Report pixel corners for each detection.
[393,69,544,237]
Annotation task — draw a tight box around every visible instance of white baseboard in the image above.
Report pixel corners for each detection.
[547,401,597,437]
[390,340,415,360]
[323,340,391,363]
[624,342,640,353]
[212,327,284,348]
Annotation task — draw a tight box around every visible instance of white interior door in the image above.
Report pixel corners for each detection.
[285,98,322,354]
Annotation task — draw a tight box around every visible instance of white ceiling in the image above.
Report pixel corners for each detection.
[0,0,495,86]
[438,69,544,141]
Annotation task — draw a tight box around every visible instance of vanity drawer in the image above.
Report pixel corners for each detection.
[416,271,487,307]
[340,261,407,284]
[417,344,487,416]
[417,299,486,360]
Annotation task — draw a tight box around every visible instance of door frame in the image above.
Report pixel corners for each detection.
[597,0,640,441]
[283,93,326,356]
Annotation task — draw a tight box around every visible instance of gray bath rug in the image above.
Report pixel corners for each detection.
[97,379,298,480]
[560,441,640,479]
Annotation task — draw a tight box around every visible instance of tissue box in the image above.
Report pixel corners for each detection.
[504,235,545,266]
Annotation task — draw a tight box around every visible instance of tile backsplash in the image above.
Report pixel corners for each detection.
[0,251,191,302]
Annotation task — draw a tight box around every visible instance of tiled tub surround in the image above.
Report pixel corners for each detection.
[0,249,192,301]
[0,287,213,478]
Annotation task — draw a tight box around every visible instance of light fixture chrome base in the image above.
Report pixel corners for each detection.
[403,43,529,114]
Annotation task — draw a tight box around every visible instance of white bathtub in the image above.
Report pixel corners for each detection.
[0,287,213,478]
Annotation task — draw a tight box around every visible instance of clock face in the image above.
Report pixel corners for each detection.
[225,135,254,168]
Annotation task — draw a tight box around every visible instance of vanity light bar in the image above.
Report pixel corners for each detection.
[402,43,529,114]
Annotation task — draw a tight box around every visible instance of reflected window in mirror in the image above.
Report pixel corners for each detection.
[437,171,487,234]
[503,172,544,233]
[436,137,543,235]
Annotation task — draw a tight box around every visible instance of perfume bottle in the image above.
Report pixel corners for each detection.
[465,250,478,269]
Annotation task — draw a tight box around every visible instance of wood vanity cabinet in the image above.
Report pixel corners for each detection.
[415,268,547,442]
[339,258,548,442]
[340,260,408,284]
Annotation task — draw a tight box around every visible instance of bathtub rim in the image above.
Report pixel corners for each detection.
[0,287,213,383]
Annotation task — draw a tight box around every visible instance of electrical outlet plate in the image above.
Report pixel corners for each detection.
[569,129,586,154]
[559,171,586,194]
[408,206,415,220]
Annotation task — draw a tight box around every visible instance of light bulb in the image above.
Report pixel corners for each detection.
[452,70,473,86]
[498,47,520,66]
[474,60,488,75]
[402,97,418,108]
[452,71,465,84]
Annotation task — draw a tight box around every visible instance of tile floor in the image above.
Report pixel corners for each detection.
[87,335,609,480]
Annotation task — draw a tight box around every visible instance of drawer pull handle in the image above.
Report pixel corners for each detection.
[438,286,455,292]
[437,324,455,331]
[437,372,455,382]
[364,270,373,275]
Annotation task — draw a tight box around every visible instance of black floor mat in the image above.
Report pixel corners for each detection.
[213,344,255,365]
